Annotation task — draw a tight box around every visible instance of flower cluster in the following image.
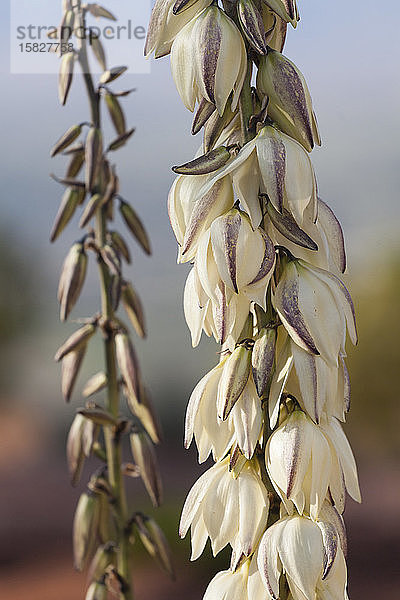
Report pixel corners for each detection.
[147,0,360,598]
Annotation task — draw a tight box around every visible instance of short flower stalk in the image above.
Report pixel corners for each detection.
[51,2,173,598]
[147,0,360,598]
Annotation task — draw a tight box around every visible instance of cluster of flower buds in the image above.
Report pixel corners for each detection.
[147,0,360,598]
[51,2,173,598]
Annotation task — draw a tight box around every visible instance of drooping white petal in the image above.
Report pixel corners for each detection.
[256,126,286,213]
[300,261,357,348]
[183,268,208,347]
[269,334,293,427]
[196,230,223,304]
[248,553,271,600]
[296,263,343,365]
[185,362,224,449]
[170,18,198,111]
[257,519,285,599]
[282,132,316,225]
[309,425,331,520]
[317,198,346,274]
[273,260,320,356]
[321,417,361,503]
[278,516,324,600]
[316,546,348,600]
[213,10,247,115]
[179,463,221,537]
[237,465,269,556]
[190,512,209,560]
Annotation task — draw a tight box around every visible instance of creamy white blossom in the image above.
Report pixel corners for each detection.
[257,514,348,600]
[265,410,360,519]
[272,258,357,365]
[198,125,318,226]
[185,357,263,462]
[170,5,247,114]
[180,457,269,559]
[198,209,275,306]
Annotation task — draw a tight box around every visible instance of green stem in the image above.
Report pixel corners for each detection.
[74,3,132,598]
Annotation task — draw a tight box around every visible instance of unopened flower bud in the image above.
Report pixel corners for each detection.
[58,52,75,105]
[58,241,88,321]
[121,281,146,338]
[119,199,151,255]
[86,3,116,21]
[85,127,103,191]
[99,66,127,84]
[51,124,82,157]
[172,146,231,175]
[130,427,163,507]
[237,0,268,55]
[134,513,175,578]
[105,92,126,136]
[50,188,81,242]
[258,50,320,151]
[115,332,141,403]
[73,491,101,571]
[67,413,96,485]
[55,322,96,361]
[252,327,276,397]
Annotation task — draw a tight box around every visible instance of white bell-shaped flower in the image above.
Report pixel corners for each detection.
[185,357,263,462]
[180,457,269,560]
[257,514,348,600]
[206,208,276,306]
[265,410,360,519]
[170,5,247,114]
[145,0,213,58]
[197,125,317,226]
[272,258,357,365]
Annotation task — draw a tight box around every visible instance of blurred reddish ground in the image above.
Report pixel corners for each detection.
[1,406,399,599]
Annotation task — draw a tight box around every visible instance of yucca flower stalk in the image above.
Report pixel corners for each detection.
[50,2,174,598]
[147,0,360,598]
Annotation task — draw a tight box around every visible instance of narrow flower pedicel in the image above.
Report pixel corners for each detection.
[147,1,360,598]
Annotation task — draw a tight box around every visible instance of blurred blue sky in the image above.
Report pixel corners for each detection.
[0,1,399,416]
